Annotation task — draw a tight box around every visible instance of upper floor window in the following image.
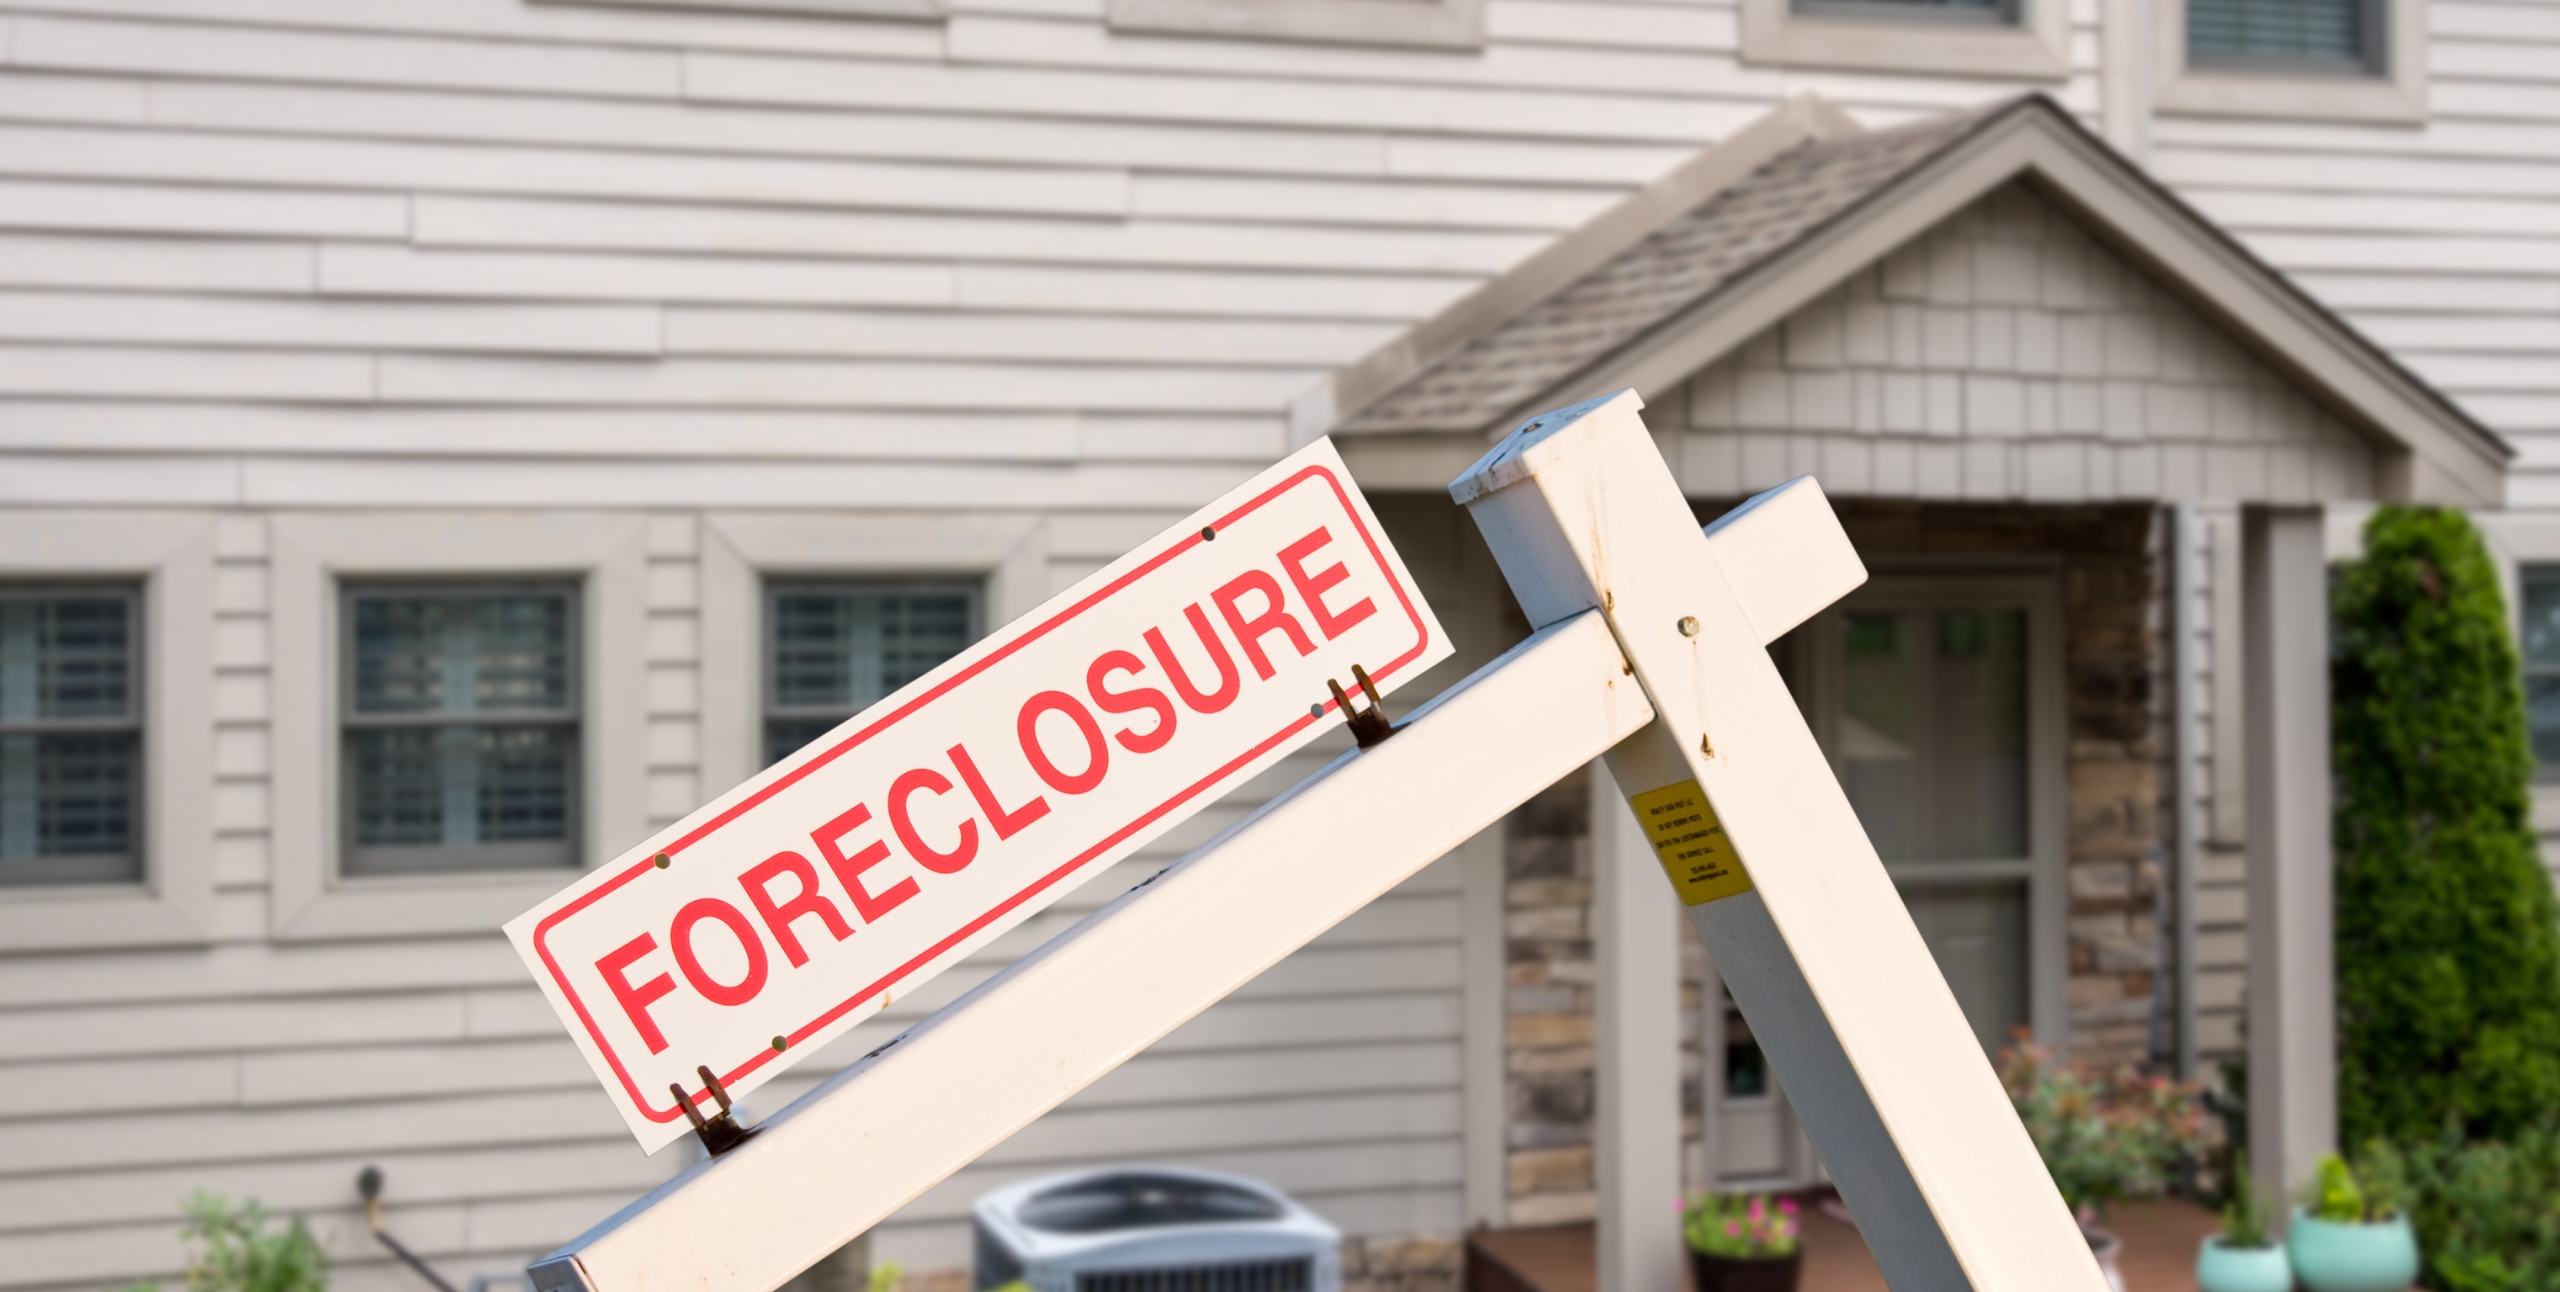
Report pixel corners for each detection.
[1796,0,2016,25]
[2522,567,2560,780]
[2189,0,2379,71]
[0,586,141,885]
[766,581,980,768]
[343,583,579,875]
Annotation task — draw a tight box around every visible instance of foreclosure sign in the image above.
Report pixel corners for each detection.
[508,440,1450,1151]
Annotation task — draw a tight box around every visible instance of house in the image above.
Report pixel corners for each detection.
[0,3,2547,1291]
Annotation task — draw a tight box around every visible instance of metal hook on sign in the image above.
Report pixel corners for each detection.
[671,1064,755,1157]
[1325,664,1396,749]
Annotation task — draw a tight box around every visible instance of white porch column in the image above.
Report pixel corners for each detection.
[2243,506,2336,1201]
[1592,762,1685,1292]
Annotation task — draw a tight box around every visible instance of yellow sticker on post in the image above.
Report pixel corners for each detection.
[1627,780,1753,905]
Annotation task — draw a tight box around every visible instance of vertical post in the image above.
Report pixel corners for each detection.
[2171,505,2202,1084]
[2243,506,2336,1201]
[1459,828,1511,1229]
[1592,762,1685,1292]
[1456,391,2107,1292]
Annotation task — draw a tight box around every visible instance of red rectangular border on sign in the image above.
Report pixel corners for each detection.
[534,466,1432,1124]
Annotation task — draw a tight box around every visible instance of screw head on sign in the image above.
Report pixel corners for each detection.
[654,853,671,869]
[1310,702,1325,718]
[771,1036,787,1053]
[1200,525,1217,542]
[1677,616,1700,637]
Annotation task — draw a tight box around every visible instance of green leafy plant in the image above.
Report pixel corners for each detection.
[2367,1124,2560,1292]
[2307,1154,2373,1223]
[2219,1151,2274,1249]
[111,1192,327,1292]
[1998,1035,2206,1222]
[1681,1192,1800,1259]
[2334,507,2560,1148]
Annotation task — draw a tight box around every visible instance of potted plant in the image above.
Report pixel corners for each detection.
[1681,1191,1802,1292]
[2196,1151,2290,1292]
[2287,1154,2419,1292]
[1999,1036,2207,1292]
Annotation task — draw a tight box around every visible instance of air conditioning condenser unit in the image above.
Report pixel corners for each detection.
[972,1167,1342,1292]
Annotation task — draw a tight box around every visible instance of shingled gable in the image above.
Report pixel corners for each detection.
[1296,93,2510,507]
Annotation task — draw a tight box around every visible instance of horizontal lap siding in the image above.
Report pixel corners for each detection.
[0,0,2541,1288]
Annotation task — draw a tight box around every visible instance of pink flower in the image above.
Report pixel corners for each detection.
[1778,1198,1799,1216]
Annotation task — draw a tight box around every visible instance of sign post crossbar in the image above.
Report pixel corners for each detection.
[525,396,2106,1292]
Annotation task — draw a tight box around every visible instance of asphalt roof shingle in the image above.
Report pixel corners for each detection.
[1342,107,2000,435]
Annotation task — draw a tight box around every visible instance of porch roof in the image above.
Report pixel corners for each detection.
[1299,94,2510,507]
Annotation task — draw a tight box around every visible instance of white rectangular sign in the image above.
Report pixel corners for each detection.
[507,439,1450,1151]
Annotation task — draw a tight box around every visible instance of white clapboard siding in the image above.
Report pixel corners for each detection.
[0,290,662,354]
[0,0,2554,1288]
[409,197,1552,273]
[136,80,1397,179]
[314,244,960,307]
[11,0,955,59]
[0,177,409,238]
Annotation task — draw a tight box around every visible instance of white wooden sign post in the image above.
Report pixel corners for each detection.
[522,393,2105,1292]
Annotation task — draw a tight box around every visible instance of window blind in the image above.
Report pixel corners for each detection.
[0,588,140,884]
[2189,0,2373,67]
[766,581,980,768]
[344,584,578,874]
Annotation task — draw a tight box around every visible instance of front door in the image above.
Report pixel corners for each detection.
[1703,571,2062,1189]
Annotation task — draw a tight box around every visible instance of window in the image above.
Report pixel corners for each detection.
[1107,0,1486,50]
[765,581,980,767]
[0,586,141,885]
[1739,0,2067,80]
[2155,0,2423,121]
[1795,0,2015,26]
[343,583,579,875]
[2522,567,2560,781]
[1773,576,2063,1054]
[2189,0,2379,71]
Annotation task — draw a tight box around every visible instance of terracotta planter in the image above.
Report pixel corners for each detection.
[1686,1248,1801,1292]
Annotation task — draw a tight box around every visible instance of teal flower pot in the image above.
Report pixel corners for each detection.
[2287,1207,2419,1292]
[2196,1236,2292,1292]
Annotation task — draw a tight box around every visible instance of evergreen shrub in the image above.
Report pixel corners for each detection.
[2332,507,2560,1147]
[2360,1127,2560,1292]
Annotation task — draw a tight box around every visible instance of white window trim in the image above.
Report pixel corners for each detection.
[268,513,648,941]
[1739,0,2069,81]
[1793,566,2070,1051]
[2155,0,2428,123]
[0,512,216,950]
[697,512,1048,794]
[1108,0,1485,49]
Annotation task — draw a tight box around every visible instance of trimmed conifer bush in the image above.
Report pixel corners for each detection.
[2333,506,2560,1147]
